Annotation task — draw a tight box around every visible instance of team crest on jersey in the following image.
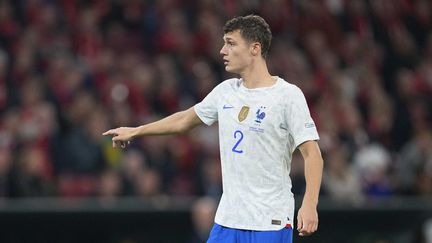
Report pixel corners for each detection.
[255,107,266,123]
[248,106,267,133]
[238,106,250,122]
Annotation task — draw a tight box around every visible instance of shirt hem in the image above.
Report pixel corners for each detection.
[214,220,288,231]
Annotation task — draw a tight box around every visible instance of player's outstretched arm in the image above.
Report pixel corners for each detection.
[296,140,323,236]
[102,107,203,148]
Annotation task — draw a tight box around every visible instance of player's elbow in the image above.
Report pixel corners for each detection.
[308,151,324,166]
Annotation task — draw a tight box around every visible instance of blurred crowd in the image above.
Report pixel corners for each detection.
[0,0,431,208]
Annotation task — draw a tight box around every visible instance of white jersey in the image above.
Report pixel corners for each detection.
[194,77,319,231]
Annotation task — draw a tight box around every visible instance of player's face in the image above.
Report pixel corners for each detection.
[220,30,253,74]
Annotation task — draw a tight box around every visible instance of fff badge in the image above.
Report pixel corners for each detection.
[238,106,250,122]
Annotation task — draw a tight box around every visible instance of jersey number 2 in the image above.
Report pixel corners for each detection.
[232,130,244,153]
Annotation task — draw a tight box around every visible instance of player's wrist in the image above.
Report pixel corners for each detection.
[301,197,318,208]
[131,126,142,138]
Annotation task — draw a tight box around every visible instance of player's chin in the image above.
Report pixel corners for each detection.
[224,65,238,73]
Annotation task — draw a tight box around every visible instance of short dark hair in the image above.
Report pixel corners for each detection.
[223,15,272,58]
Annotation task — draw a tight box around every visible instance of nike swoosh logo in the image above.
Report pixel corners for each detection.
[223,105,234,109]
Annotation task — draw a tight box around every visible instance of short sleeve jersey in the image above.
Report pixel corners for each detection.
[194,77,319,231]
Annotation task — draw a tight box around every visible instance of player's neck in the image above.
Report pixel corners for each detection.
[240,60,275,89]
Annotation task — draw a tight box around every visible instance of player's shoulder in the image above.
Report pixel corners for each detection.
[214,78,241,91]
[277,77,304,95]
[221,77,241,87]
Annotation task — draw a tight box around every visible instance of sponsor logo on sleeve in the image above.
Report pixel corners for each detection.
[305,122,315,128]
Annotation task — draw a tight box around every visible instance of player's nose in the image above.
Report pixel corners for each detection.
[220,44,227,55]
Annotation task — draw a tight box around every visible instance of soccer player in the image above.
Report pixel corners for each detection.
[103,14,323,243]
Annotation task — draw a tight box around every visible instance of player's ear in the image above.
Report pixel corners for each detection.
[251,42,261,56]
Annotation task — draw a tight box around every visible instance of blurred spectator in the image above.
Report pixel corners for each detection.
[135,168,163,198]
[51,92,105,175]
[119,149,148,195]
[354,143,393,197]
[188,197,217,243]
[97,168,123,202]
[140,134,176,193]
[0,148,13,198]
[322,147,364,205]
[195,156,222,200]
[0,50,9,110]
[397,129,432,195]
[12,145,55,197]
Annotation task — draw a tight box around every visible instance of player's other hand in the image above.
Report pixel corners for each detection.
[102,127,136,148]
[297,203,318,236]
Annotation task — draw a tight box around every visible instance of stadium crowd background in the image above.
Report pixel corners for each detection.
[0,0,431,208]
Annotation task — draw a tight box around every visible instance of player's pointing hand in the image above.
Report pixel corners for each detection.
[102,127,136,148]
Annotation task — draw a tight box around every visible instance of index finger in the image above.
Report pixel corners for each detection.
[102,129,116,136]
[297,214,303,231]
